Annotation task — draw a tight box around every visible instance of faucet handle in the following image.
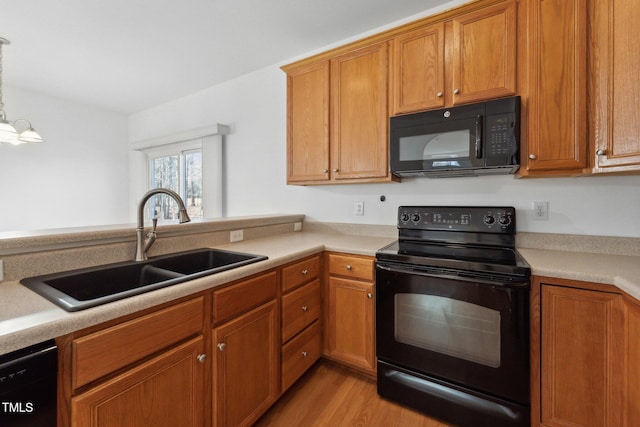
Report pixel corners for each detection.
[146,217,158,238]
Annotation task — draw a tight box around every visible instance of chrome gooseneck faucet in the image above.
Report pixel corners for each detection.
[135,188,191,261]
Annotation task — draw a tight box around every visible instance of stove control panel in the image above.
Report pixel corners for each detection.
[398,206,516,234]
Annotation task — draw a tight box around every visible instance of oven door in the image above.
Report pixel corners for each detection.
[375,261,529,404]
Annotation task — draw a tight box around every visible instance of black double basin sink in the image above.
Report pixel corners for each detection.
[21,248,267,312]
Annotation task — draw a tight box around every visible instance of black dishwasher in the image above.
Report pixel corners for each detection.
[0,340,57,427]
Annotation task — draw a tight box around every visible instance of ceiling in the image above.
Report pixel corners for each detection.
[0,0,454,115]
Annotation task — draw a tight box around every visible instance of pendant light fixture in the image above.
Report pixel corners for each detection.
[0,37,43,145]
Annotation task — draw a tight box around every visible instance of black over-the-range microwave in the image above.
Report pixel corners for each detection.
[389,96,520,178]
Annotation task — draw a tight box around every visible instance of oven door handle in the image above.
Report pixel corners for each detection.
[376,262,529,289]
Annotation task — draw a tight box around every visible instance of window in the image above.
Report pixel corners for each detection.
[147,141,203,222]
[133,124,228,223]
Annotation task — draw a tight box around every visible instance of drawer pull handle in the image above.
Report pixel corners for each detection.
[302,351,308,357]
[367,293,373,299]
[197,354,207,363]
[302,269,308,275]
[302,305,308,312]
[346,265,352,271]
[217,343,226,352]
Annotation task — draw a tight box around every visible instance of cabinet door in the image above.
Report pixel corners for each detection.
[627,299,640,426]
[331,43,389,180]
[541,285,625,427]
[72,336,205,427]
[390,23,445,115]
[213,300,279,427]
[522,0,588,174]
[591,0,640,172]
[326,277,375,373]
[450,0,517,105]
[286,61,330,183]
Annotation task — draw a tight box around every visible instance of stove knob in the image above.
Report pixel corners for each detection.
[412,213,421,223]
[400,213,410,222]
[483,215,496,225]
[499,215,512,226]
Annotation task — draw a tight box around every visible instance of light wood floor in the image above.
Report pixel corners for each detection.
[255,360,453,427]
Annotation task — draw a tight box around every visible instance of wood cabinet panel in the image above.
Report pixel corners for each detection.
[286,61,331,182]
[213,300,279,427]
[390,23,445,115]
[281,279,321,343]
[591,0,640,172]
[326,276,375,373]
[450,0,517,105]
[330,42,389,181]
[521,0,588,175]
[281,321,321,391]
[327,253,373,281]
[541,285,625,427]
[213,271,278,325]
[627,299,640,426]
[72,297,203,389]
[71,336,204,427]
[281,255,321,293]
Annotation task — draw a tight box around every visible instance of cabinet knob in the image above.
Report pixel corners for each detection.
[302,305,308,312]
[301,351,308,357]
[197,354,207,363]
[323,169,328,174]
[367,293,373,299]
[436,91,443,97]
[528,154,537,160]
[333,168,339,173]
[346,265,352,271]
[453,88,460,94]
[596,148,607,156]
[301,269,308,275]
[217,343,226,352]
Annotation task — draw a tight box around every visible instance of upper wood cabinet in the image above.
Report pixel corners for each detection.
[590,0,640,173]
[284,42,393,185]
[330,43,389,182]
[390,23,446,114]
[390,1,516,115]
[286,61,330,183]
[519,0,588,176]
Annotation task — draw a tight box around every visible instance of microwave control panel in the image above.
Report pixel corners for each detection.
[485,113,516,164]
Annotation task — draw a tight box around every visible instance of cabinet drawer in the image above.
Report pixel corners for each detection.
[282,255,321,293]
[327,253,373,281]
[213,271,278,324]
[72,297,203,389]
[282,321,321,391]
[282,279,321,342]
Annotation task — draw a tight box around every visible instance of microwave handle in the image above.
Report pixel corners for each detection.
[475,115,483,159]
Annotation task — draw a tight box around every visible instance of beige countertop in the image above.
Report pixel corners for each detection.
[0,231,394,355]
[518,247,640,300]
[1,230,639,356]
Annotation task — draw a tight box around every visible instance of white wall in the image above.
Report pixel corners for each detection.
[129,64,640,238]
[0,86,130,232]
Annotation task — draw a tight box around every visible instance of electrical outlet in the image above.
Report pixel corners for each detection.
[0,259,3,282]
[533,201,549,221]
[355,201,364,216]
[294,222,302,231]
[230,230,244,242]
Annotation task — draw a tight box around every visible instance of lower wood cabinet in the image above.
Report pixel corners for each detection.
[211,270,280,427]
[534,277,639,427]
[324,253,376,375]
[71,336,205,427]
